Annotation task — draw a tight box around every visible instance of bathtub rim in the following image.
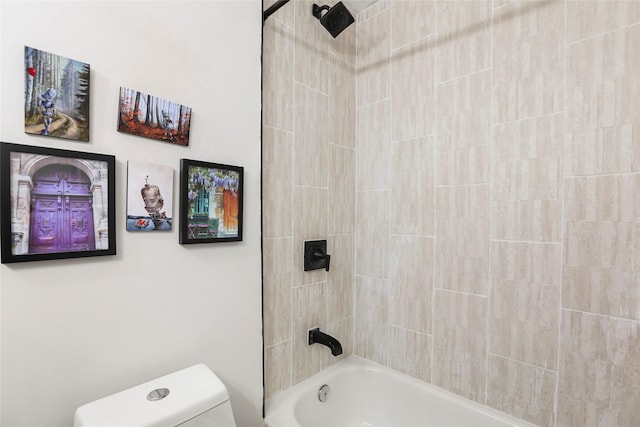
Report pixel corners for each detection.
[264,355,539,427]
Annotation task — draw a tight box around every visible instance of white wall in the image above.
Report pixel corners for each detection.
[0,1,263,426]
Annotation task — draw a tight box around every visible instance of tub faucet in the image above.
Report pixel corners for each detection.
[308,328,343,356]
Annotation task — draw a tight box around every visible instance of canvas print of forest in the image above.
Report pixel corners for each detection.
[24,46,90,141]
[118,87,191,146]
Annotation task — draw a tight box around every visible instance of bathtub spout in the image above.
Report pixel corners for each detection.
[308,328,343,356]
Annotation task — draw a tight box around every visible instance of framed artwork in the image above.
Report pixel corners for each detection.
[126,160,173,232]
[24,46,90,141]
[0,142,116,263]
[179,159,243,244]
[117,87,192,146]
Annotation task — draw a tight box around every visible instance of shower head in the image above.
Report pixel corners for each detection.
[312,2,355,38]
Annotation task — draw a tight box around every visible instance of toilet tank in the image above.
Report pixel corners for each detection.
[74,364,236,427]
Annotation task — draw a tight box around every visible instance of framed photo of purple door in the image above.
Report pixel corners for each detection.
[179,159,243,244]
[0,142,116,263]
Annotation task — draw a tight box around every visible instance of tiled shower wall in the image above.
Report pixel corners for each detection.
[262,0,357,396]
[263,1,640,426]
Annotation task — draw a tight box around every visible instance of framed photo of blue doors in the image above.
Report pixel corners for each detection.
[179,158,243,244]
[0,142,116,263]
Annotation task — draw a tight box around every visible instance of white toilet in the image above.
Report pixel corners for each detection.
[74,364,237,427]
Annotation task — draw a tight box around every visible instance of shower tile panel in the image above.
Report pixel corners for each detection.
[435,185,490,295]
[356,100,391,191]
[566,25,640,176]
[490,241,561,370]
[327,234,355,321]
[292,282,328,384]
[487,355,556,427]
[294,83,328,187]
[566,0,640,43]
[294,1,329,94]
[263,21,294,131]
[264,340,292,399]
[390,235,434,334]
[263,237,293,347]
[433,290,488,404]
[436,70,491,186]
[557,310,640,427]
[329,145,356,234]
[388,325,432,383]
[391,37,435,142]
[435,1,491,83]
[292,186,328,287]
[329,55,356,149]
[492,114,563,242]
[390,137,434,235]
[355,190,390,278]
[262,126,293,239]
[354,275,390,365]
[356,7,391,107]
[563,175,640,320]
[391,0,435,50]
[493,1,564,123]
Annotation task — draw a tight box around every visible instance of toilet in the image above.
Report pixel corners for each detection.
[74,364,237,427]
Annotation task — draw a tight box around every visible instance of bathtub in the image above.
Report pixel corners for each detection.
[265,356,536,427]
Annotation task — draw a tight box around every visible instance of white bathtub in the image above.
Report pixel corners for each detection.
[265,356,537,427]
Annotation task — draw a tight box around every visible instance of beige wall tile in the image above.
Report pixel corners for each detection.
[294,0,329,93]
[493,1,564,123]
[491,241,561,369]
[567,0,640,43]
[356,6,390,106]
[292,283,328,384]
[329,145,355,234]
[433,290,488,403]
[435,1,491,83]
[354,275,389,365]
[263,237,293,347]
[492,114,563,242]
[263,20,294,131]
[558,310,640,427]
[292,186,328,287]
[391,37,435,141]
[356,190,390,278]
[357,100,391,191]
[294,83,329,187]
[329,55,356,148]
[262,126,293,239]
[566,25,640,176]
[264,340,292,399]
[390,137,434,235]
[391,0,435,50]
[435,185,490,295]
[388,325,431,383]
[436,70,491,185]
[563,175,640,320]
[487,355,556,427]
[327,234,354,321]
[390,235,434,334]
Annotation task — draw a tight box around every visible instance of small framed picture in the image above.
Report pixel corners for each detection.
[24,46,90,142]
[179,159,243,244]
[126,160,173,232]
[0,142,116,263]
[117,87,192,146]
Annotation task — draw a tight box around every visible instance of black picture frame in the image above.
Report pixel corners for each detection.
[179,158,243,244]
[0,142,116,263]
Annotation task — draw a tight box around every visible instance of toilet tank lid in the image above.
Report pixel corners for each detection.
[74,364,230,427]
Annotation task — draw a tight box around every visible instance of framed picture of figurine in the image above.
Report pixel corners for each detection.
[126,160,173,232]
[0,142,116,263]
[24,46,90,141]
[179,159,243,244]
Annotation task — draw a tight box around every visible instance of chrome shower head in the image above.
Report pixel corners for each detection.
[312,2,355,38]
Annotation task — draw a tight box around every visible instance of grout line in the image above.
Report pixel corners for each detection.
[562,307,640,324]
[489,352,558,374]
[566,21,640,47]
[553,2,568,425]
[430,0,439,386]
[485,0,496,406]
[436,66,493,86]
